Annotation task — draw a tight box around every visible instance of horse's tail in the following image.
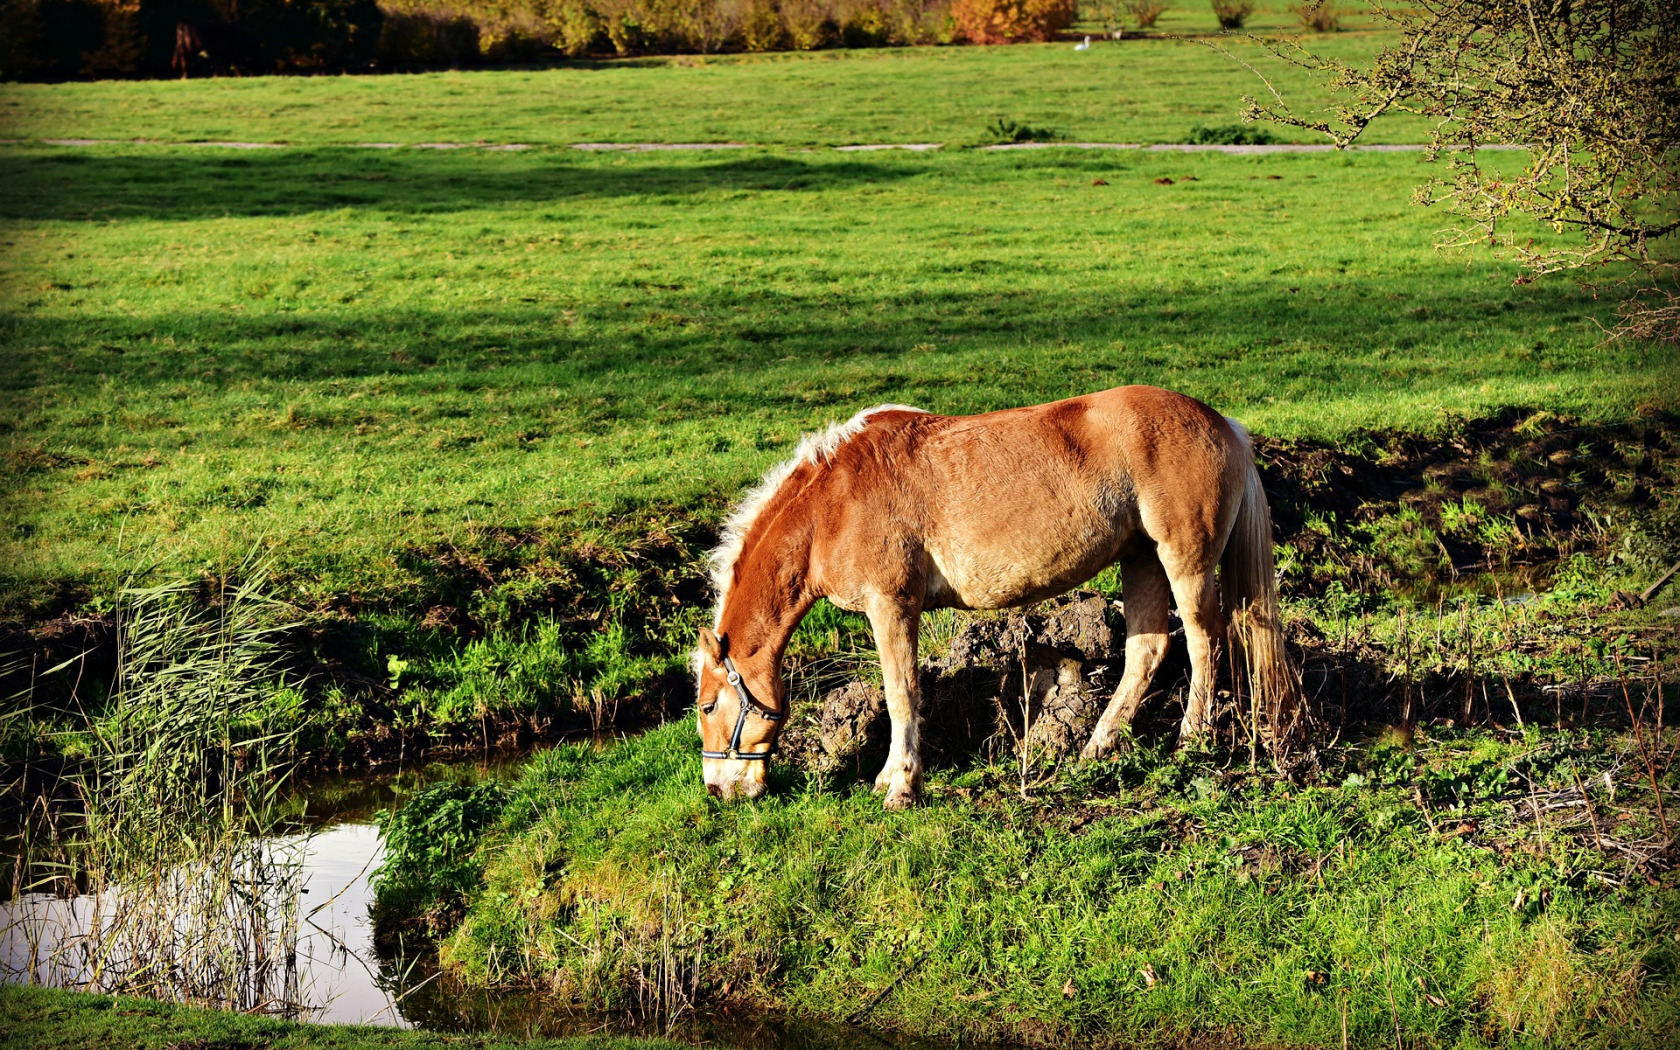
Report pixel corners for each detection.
[1220,421,1309,763]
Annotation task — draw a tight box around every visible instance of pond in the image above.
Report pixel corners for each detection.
[1,751,994,1050]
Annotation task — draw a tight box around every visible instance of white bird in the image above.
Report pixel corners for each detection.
[1074,35,1091,50]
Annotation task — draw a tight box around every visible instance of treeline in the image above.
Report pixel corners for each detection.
[1,0,1077,79]
[1,0,384,79]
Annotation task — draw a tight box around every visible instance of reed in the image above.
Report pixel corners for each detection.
[2,559,313,1014]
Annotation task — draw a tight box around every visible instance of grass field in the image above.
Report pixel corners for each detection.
[5,31,1675,760]
[0,32,1443,147]
[3,143,1666,613]
[0,984,680,1050]
[4,33,1679,1050]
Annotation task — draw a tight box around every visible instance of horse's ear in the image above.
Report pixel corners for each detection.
[698,627,727,663]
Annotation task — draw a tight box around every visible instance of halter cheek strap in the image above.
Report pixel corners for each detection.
[701,656,784,762]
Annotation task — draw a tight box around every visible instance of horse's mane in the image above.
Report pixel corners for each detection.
[708,404,926,626]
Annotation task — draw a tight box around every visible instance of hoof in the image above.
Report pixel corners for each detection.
[883,787,919,811]
[1081,731,1130,762]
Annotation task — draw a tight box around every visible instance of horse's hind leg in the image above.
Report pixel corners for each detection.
[1163,557,1223,744]
[1081,554,1170,760]
[865,596,923,810]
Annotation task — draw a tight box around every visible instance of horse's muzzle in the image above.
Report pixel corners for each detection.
[703,760,768,801]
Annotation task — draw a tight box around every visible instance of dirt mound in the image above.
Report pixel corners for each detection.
[1254,409,1679,595]
[779,593,1145,775]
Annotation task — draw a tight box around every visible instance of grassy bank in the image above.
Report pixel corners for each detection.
[5,31,1679,1050]
[0,32,1439,147]
[0,984,679,1050]
[387,711,1679,1049]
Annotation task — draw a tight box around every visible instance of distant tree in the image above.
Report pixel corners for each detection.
[951,0,1076,44]
[1238,0,1680,344]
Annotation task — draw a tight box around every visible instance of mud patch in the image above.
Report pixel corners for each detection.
[1254,409,1680,597]
[778,594,1147,776]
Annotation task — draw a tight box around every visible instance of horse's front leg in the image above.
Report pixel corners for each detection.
[865,596,923,810]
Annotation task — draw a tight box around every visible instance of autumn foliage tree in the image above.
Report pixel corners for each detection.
[951,0,1075,43]
[1241,0,1680,343]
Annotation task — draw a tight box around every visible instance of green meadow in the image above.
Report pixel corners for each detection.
[0,32,1437,147]
[2,143,1665,612]
[4,27,1678,1050]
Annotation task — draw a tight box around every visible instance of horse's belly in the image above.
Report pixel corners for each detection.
[926,519,1130,611]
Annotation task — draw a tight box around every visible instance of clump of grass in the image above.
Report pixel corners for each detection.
[982,117,1060,144]
[371,779,508,936]
[81,563,300,851]
[1211,0,1253,28]
[1186,122,1279,145]
[1475,917,1647,1039]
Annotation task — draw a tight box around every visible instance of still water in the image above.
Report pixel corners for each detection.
[2,755,984,1050]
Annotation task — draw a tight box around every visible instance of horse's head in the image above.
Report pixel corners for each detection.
[694,627,784,801]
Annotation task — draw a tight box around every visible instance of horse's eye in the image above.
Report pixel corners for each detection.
[701,702,717,715]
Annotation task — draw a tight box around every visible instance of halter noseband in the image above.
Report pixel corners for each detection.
[701,656,784,762]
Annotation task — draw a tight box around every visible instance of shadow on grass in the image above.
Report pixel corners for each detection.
[2,275,1614,396]
[0,147,914,221]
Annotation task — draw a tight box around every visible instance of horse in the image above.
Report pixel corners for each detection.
[693,385,1302,808]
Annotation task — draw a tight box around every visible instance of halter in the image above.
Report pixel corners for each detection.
[700,656,784,762]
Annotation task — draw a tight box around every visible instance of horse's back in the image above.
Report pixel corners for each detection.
[872,387,1242,609]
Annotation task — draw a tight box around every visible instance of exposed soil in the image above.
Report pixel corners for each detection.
[1252,408,1680,598]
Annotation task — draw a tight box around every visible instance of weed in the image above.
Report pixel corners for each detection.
[372,780,508,934]
[982,116,1060,144]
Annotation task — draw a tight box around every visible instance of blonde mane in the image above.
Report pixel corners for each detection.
[708,404,925,626]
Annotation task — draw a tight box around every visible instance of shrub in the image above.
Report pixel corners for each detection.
[950,0,1074,43]
[545,0,604,54]
[736,0,785,48]
[1123,0,1166,27]
[476,11,555,60]
[779,0,834,47]
[1186,122,1278,145]
[837,0,891,44]
[0,0,153,79]
[378,8,481,66]
[79,0,146,75]
[243,0,384,70]
[1210,0,1249,27]
[1294,0,1336,31]
[671,0,734,51]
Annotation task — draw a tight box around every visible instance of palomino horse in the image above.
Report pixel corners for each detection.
[694,385,1301,808]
